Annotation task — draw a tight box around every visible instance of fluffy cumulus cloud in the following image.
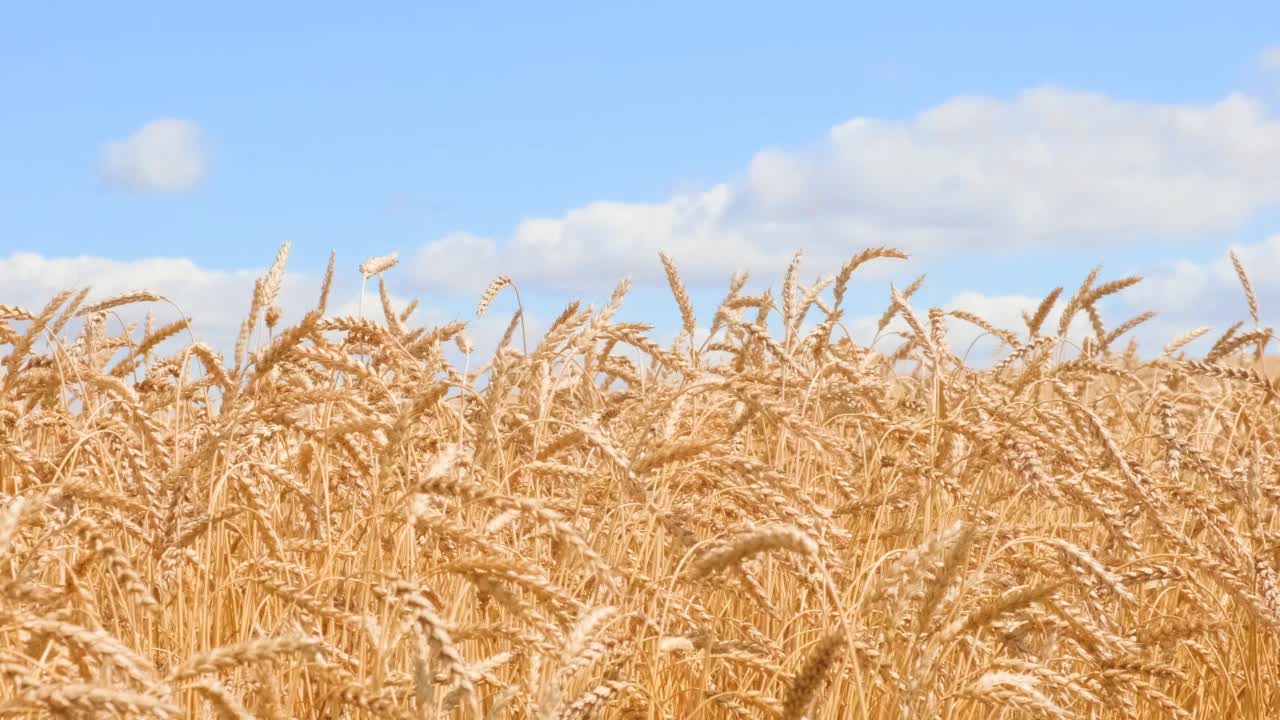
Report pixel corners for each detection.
[0,253,313,359]
[0,253,541,370]
[842,289,1098,366]
[411,88,1280,295]
[909,236,1280,361]
[4,244,1261,373]
[747,90,1274,243]
[411,233,502,295]
[100,119,207,193]
[411,187,777,294]
[906,233,1280,362]
[1126,235,1280,336]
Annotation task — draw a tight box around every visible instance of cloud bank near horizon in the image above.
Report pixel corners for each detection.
[410,87,1280,296]
[7,84,1279,365]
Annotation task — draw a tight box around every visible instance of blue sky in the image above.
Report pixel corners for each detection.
[4,3,1280,359]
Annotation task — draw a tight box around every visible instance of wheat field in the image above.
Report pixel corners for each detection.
[1,243,1278,719]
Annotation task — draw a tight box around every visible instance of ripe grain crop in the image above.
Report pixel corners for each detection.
[1,244,1279,718]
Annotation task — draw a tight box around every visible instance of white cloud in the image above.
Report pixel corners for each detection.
[864,237,1280,364]
[1128,234,1280,329]
[411,232,502,295]
[747,89,1273,243]
[4,246,1257,375]
[0,253,313,361]
[410,87,1280,295]
[0,252,545,374]
[100,119,207,193]
[844,289,1098,366]
[410,187,781,294]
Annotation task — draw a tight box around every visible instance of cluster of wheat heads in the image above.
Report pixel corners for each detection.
[1,243,1279,719]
